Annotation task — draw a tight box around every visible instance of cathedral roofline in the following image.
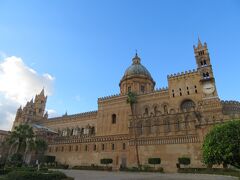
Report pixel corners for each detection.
[48,110,98,121]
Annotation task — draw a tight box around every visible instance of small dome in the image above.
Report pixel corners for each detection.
[122,53,154,81]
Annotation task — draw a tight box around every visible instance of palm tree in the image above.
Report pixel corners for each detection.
[7,124,34,163]
[126,91,140,169]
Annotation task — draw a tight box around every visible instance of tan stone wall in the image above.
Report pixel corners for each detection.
[40,42,240,173]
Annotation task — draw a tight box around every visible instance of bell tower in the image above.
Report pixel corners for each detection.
[193,38,218,98]
[34,89,47,119]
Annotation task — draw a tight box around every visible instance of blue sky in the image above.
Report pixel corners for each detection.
[0,0,240,129]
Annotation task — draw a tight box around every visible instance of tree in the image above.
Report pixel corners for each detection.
[202,120,240,168]
[126,91,140,169]
[35,138,48,154]
[6,124,48,165]
[34,138,48,164]
[7,124,34,158]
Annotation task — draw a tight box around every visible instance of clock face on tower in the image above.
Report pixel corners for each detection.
[202,82,215,95]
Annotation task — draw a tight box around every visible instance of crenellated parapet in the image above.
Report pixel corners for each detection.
[221,100,240,115]
[154,87,168,92]
[167,69,198,80]
[221,100,240,105]
[98,93,121,102]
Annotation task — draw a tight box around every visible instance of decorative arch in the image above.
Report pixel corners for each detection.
[180,99,196,112]
[142,104,150,116]
[169,108,176,114]
[161,102,169,114]
[152,104,160,116]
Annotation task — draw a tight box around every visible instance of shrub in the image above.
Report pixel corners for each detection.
[9,153,23,167]
[47,163,68,169]
[6,170,68,180]
[0,169,11,175]
[56,164,69,169]
[178,157,191,165]
[43,155,56,164]
[148,158,161,167]
[120,166,163,172]
[100,159,113,166]
[72,165,112,171]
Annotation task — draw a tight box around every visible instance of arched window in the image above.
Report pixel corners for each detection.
[203,60,207,65]
[128,86,131,92]
[112,114,116,124]
[181,99,196,112]
[164,105,168,114]
[154,106,158,115]
[122,143,126,150]
[144,108,149,115]
[145,108,148,114]
[91,126,95,135]
[140,85,145,93]
[93,144,97,151]
[75,145,78,151]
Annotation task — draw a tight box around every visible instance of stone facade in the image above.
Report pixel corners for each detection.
[12,39,240,172]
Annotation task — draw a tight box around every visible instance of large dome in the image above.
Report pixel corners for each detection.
[119,53,155,94]
[121,53,154,81]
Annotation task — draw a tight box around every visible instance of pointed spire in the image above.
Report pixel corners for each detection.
[198,36,202,47]
[30,98,33,104]
[44,111,48,118]
[40,88,45,96]
[17,106,22,112]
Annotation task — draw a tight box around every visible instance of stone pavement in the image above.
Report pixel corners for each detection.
[59,169,238,180]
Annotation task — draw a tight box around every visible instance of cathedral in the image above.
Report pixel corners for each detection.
[12,39,240,172]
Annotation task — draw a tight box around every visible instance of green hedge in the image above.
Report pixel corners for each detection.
[72,165,112,171]
[47,164,69,169]
[148,158,161,165]
[6,170,69,180]
[178,157,191,165]
[0,169,11,175]
[120,166,164,173]
[100,159,113,165]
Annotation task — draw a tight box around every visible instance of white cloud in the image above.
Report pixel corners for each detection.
[47,109,59,118]
[0,56,55,130]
